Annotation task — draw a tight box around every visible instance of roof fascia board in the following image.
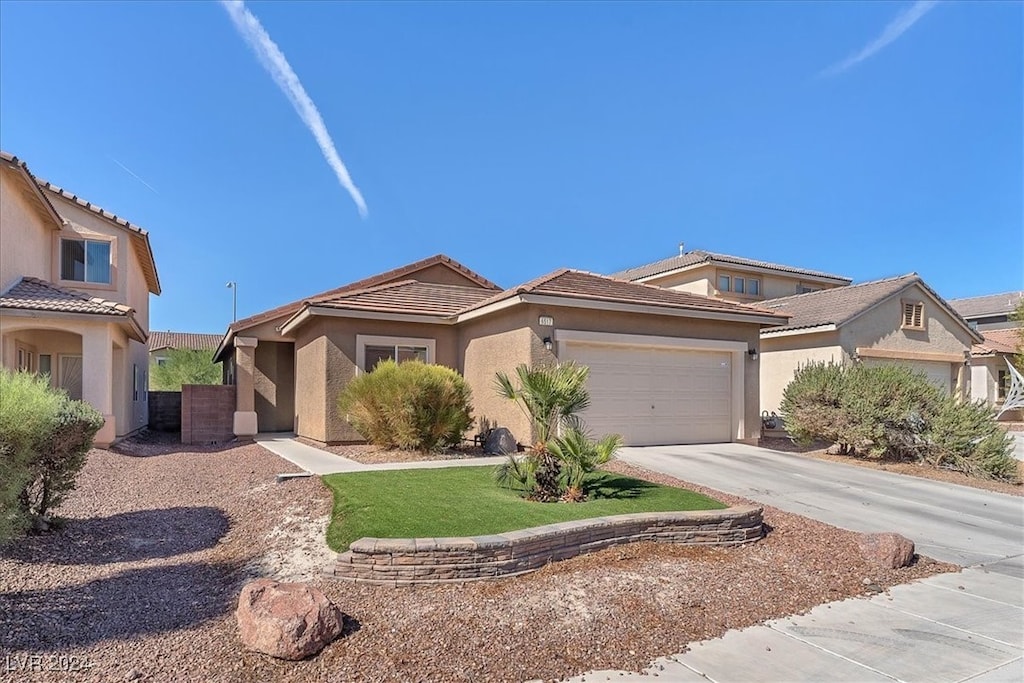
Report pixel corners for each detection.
[519,293,788,326]
[280,306,456,335]
[760,323,839,338]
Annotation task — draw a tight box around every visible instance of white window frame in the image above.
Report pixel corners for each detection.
[60,236,113,285]
[355,335,435,374]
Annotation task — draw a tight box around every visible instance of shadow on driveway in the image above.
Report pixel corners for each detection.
[0,506,230,565]
[0,560,239,651]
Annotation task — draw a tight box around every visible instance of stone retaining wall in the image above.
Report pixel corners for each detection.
[332,506,763,586]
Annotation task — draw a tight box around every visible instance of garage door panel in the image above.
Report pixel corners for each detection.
[563,342,732,447]
[863,358,953,393]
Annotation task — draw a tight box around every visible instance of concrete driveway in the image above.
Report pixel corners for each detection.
[618,443,1023,567]
[567,443,1024,683]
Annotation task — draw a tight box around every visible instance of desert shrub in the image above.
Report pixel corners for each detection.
[839,364,943,459]
[926,396,1017,481]
[780,361,849,449]
[0,369,103,539]
[338,360,473,452]
[780,362,1018,482]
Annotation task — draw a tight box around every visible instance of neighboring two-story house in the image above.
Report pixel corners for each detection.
[0,151,160,446]
[611,247,852,302]
[949,291,1024,332]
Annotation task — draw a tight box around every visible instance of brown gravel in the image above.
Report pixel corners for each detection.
[759,437,1024,497]
[294,436,488,464]
[0,438,957,683]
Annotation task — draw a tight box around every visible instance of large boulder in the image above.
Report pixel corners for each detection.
[236,579,344,660]
[856,532,915,569]
[484,427,518,455]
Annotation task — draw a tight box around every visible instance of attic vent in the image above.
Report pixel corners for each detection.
[902,301,924,330]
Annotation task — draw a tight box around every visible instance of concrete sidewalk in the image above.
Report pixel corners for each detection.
[254,434,506,474]
[570,558,1023,683]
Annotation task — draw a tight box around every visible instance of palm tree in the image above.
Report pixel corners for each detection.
[494,362,620,501]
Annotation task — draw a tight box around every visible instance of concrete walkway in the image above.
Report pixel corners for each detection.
[568,443,1024,683]
[254,433,506,474]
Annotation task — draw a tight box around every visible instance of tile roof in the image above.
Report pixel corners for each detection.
[313,280,498,318]
[0,277,133,317]
[759,274,917,332]
[949,292,1024,320]
[457,269,789,321]
[228,254,500,333]
[972,328,1021,356]
[0,151,64,230]
[149,331,223,352]
[612,250,852,284]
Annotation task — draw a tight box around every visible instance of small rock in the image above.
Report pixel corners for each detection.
[236,579,344,660]
[856,532,915,569]
[125,671,141,682]
[484,427,518,455]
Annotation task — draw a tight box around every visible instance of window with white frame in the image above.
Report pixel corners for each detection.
[16,345,35,372]
[61,237,111,284]
[717,273,761,297]
[356,335,435,373]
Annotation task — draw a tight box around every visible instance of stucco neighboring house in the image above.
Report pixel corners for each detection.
[0,151,161,446]
[149,331,222,366]
[969,328,1022,419]
[756,273,983,415]
[948,291,1023,332]
[612,247,852,303]
[213,254,788,447]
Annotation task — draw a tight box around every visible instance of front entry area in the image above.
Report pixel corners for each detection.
[558,331,743,446]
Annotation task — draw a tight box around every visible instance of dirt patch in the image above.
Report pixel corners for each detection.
[294,437,488,464]
[759,437,1024,497]
[0,440,956,682]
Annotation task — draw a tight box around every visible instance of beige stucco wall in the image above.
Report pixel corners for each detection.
[0,171,52,292]
[294,317,461,442]
[759,331,845,414]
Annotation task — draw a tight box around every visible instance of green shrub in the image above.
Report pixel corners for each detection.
[150,348,221,391]
[0,369,104,540]
[779,361,1018,482]
[926,396,1017,481]
[338,360,474,452]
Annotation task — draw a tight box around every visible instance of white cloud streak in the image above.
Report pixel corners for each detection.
[109,156,159,195]
[821,1,939,77]
[220,0,368,217]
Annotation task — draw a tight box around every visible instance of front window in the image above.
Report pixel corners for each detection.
[61,238,111,284]
[734,278,745,294]
[998,370,1008,400]
[357,335,435,373]
[363,344,429,372]
[748,279,759,296]
[717,275,731,292]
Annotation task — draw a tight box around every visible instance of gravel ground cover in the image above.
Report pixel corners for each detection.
[759,437,1024,496]
[295,437,488,464]
[0,436,956,682]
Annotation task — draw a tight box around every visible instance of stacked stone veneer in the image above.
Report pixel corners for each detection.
[332,506,763,586]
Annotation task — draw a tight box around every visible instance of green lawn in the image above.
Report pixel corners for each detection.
[322,466,725,551]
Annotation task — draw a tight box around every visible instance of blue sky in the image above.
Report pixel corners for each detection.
[1,1,1020,334]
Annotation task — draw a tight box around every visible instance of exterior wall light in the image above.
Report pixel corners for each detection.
[747,348,758,361]
[543,337,553,351]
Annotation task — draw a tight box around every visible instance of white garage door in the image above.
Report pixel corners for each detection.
[863,358,953,393]
[562,342,733,446]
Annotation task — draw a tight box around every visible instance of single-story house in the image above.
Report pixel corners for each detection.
[757,273,983,415]
[949,291,1023,332]
[970,328,1022,419]
[612,247,851,302]
[213,254,789,447]
[0,151,160,446]
[149,331,222,366]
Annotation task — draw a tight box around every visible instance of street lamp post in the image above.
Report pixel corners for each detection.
[226,281,237,322]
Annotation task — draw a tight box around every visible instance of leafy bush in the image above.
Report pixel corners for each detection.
[493,362,623,502]
[338,360,474,452]
[0,370,104,540]
[150,349,221,391]
[780,361,1018,482]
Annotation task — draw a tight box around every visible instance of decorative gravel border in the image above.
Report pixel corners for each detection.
[332,506,764,585]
